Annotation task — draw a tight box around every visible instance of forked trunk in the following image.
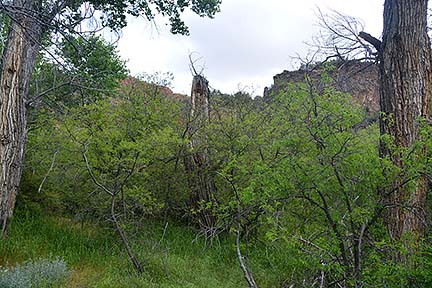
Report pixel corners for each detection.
[380,0,431,242]
[0,0,42,235]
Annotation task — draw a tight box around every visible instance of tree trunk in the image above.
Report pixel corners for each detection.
[380,0,431,242]
[0,0,42,235]
[186,75,218,232]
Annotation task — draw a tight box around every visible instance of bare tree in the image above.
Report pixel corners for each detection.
[307,8,378,64]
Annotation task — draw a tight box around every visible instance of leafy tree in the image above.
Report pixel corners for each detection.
[23,76,187,272]
[208,91,266,288]
[30,35,129,110]
[266,81,382,286]
[0,0,221,235]
[208,71,410,286]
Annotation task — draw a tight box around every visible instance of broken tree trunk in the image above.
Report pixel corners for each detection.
[185,75,218,233]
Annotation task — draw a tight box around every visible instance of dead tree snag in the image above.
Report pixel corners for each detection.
[185,74,218,234]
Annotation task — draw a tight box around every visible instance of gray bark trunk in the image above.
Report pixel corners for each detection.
[380,0,431,241]
[186,75,218,232]
[0,0,42,235]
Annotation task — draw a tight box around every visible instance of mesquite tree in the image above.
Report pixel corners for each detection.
[0,0,221,236]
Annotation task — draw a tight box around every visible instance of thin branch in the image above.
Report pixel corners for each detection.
[37,149,59,193]
[82,145,114,196]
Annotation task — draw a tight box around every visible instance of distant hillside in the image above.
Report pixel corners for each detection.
[121,76,188,103]
[264,61,379,112]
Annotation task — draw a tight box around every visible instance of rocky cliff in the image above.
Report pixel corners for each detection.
[264,61,379,112]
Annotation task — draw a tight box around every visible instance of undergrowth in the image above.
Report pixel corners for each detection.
[0,213,290,287]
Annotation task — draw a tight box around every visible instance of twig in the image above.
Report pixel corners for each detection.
[37,149,59,193]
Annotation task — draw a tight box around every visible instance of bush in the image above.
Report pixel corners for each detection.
[0,258,71,288]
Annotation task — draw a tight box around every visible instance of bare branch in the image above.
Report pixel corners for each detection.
[307,8,380,62]
[37,149,59,193]
[82,145,114,196]
[188,51,206,76]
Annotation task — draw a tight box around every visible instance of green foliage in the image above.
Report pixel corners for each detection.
[206,71,411,285]
[23,75,188,222]
[260,78,385,284]
[19,63,432,287]
[31,35,128,109]
[0,15,8,58]
[360,239,432,287]
[1,0,220,35]
[51,0,221,33]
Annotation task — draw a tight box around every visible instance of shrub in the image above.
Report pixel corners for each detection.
[0,258,71,288]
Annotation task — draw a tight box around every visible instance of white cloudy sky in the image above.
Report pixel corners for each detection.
[116,0,384,96]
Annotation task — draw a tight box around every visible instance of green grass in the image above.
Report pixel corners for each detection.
[0,214,290,287]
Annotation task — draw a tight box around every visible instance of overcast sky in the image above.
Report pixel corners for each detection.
[116,0,384,96]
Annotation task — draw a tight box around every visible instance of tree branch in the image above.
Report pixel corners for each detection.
[359,31,381,53]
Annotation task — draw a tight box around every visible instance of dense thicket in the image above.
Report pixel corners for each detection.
[0,0,221,236]
[16,61,432,286]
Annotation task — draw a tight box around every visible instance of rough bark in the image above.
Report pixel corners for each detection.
[379,0,431,241]
[186,75,218,232]
[0,0,43,235]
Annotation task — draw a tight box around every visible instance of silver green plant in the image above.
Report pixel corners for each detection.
[0,257,71,288]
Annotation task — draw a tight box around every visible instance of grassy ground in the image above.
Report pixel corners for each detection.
[0,214,289,287]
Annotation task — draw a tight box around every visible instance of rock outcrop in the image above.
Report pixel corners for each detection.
[264,61,379,112]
